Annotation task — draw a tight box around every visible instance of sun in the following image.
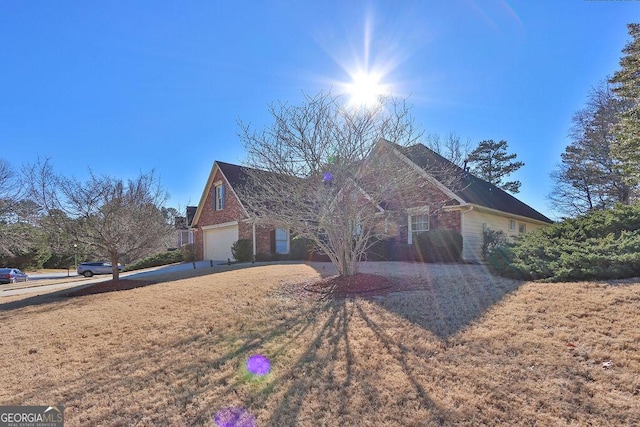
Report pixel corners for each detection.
[346,71,388,108]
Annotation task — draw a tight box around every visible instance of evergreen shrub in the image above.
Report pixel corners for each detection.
[487,204,640,281]
[231,239,253,263]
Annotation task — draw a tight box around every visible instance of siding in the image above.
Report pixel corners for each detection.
[461,208,547,262]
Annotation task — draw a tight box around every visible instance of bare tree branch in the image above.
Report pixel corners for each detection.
[25,159,172,280]
[237,91,461,277]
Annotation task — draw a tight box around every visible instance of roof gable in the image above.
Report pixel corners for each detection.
[391,142,553,224]
[192,161,288,226]
[192,161,249,226]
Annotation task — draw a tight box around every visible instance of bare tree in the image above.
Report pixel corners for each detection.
[0,159,28,257]
[238,90,462,277]
[424,132,472,168]
[26,160,172,280]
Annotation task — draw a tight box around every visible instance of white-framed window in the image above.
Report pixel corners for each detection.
[518,223,527,233]
[408,212,430,244]
[178,230,194,246]
[214,183,225,211]
[275,228,289,254]
[509,219,516,231]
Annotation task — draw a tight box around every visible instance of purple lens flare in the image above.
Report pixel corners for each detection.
[246,354,271,376]
[213,407,257,427]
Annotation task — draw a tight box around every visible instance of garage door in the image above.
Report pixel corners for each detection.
[204,224,239,261]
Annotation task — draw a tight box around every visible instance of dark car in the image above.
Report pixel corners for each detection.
[77,262,122,278]
[0,268,29,284]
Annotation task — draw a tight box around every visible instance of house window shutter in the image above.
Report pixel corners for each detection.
[270,229,276,253]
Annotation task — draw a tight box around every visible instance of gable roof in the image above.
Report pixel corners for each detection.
[191,160,290,226]
[391,142,553,224]
[215,161,253,190]
[191,161,251,227]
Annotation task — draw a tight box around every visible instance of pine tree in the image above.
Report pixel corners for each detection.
[549,82,633,216]
[610,23,640,190]
[467,139,524,193]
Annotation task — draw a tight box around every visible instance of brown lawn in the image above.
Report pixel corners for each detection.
[0,262,638,426]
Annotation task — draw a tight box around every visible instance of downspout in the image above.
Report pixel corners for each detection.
[252,222,257,258]
[460,204,474,262]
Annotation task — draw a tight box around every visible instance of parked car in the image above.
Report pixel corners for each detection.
[77,262,123,278]
[0,268,29,284]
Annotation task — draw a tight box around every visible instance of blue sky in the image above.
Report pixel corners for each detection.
[1,1,638,218]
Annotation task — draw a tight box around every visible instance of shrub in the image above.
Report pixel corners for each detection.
[366,238,416,261]
[482,229,508,260]
[365,237,393,261]
[289,237,315,260]
[413,230,463,263]
[231,239,253,262]
[487,204,640,282]
[180,243,196,263]
[124,250,184,271]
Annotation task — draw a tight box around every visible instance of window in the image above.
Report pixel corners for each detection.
[518,223,527,233]
[275,228,289,254]
[509,219,516,231]
[214,184,225,211]
[408,213,429,243]
[179,230,193,246]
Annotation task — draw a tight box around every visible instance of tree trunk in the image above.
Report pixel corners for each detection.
[110,251,120,281]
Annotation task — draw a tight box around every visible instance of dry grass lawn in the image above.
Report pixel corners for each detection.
[1,262,638,426]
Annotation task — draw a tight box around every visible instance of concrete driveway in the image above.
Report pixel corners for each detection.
[1,261,224,297]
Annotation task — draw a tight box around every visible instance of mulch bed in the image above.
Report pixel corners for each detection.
[304,273,395,298]
[66,279,156,297]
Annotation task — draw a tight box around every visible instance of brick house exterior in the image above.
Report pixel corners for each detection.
[191,162,289,261]
[191,140,552,263]
[366,140,553,261]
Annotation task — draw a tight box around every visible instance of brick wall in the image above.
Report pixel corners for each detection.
[194,166,247,260]
[255,225,273,255]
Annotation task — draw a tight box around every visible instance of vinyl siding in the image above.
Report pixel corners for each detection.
[461,208,547,262]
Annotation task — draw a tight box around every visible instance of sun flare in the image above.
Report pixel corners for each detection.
[346,71,388,108]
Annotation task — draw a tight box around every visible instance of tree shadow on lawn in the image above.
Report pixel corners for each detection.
[3,262,525,425]
[367,264,524,340]
[8,289,457,425]
[307,262,525,340]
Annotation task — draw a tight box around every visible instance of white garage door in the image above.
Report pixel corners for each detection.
[204,224,239,261]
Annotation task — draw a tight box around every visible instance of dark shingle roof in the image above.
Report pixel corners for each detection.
[394,143,553,223]
[216,161,252,189]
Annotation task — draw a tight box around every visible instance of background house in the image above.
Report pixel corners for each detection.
[171,206,197,250]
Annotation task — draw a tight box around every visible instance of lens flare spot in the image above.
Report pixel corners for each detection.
[213,407,257,427]
[246,354,271,376]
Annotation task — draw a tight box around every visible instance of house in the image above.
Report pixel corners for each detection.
[366,140,553,262]
[191,161,291,262]
[191,140,552,263]
[172,206,197,250]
